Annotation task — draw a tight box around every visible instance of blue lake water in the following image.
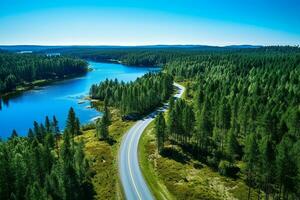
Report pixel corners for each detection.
[0,61,156,138]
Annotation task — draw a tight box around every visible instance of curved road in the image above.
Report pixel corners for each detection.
[119,83,185,200]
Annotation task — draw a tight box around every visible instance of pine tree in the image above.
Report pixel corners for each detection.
[195,100,212,153]
[28,128,34,141]
[52,116,59,135]
[74,141,89,181]
[52,115,60,155]
[96,118,109,141]
[276,136,298,199]
[60,128,80,200]
[75,117,81,135]
[244,133,259,200]
[259,136,275,199]
[96,105,111,141]
[33,121,42,142]
[45,116,51,133]
[65,107,76,137]
[225,129,239,161]
[155,112,166,153]
[25,181,47,200]
[218,99,231,153]
[167,97,177,139]
[0,143,11,200]
[10,129,18,139]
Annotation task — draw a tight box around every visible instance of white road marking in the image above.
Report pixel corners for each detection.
[127,122,143,200]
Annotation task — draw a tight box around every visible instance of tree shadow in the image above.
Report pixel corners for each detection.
[99,136,117,146]
[82,180,97,200]
[160,146,190,164]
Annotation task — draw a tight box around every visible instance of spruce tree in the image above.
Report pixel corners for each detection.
[276,136,298,199]
[96,118,109,141]
[244,133,259,200]
[155,112,166,153]
[10,129,18,139]
[195,100,212,153]
[96,105,111,141]
[225,129,239,161]
[45,116,51,133]
[65,107,76,137]
[259,136,275,199]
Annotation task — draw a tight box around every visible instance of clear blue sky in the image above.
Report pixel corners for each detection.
[0,0,299,46]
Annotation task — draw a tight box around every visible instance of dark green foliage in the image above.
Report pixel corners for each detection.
[155,112,166,153]
[65,107,81,137]
[275,136,298,199]
[167,98,195,146]
[83,47,300,198]
[90,72,173,116]
[0,52,88,94]
[0,113,92,200]
[96,105,111,141]
[10,129,18,139]
[218,160,239,177]
[225,130,240,161]
[195,99,212,153]
[132,48,300,198]
[1,46,300,199]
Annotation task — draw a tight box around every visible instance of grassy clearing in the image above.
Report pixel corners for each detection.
[139,121,258,200]
[77,108,134,200]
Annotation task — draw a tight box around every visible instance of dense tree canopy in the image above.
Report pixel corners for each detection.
[0,110,92,200]
[0,52,88,94]
[150,47,300,199]
[1,46,300,199]
[90,72,173,116]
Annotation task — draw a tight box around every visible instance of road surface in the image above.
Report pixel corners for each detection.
[119,83,185,200]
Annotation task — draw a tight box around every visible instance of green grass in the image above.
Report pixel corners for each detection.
[77,108,134,200]
[139,121,259,200]
[139,122,175,200]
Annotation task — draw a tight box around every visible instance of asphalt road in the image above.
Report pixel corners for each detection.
[119,83,185,200]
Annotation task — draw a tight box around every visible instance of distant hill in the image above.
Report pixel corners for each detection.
[225,45,262,49]
[0,44,262,52]
[0,45,66,52]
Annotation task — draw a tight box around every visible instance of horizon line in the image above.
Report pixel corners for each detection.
[1,44,300,48]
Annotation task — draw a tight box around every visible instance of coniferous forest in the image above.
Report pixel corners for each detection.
[1,0,300,199]
[153,49,300,199]
[0,46,299,199]
[83,46,300,199]
[90,72,173,116]
[0,108,92,200]
[0,52,88,94]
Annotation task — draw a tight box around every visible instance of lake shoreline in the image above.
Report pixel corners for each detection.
[0,61,156,138]
[0,72,89,99]
[0,59,159,99]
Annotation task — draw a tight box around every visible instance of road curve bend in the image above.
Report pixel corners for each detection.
[119,83,185,200]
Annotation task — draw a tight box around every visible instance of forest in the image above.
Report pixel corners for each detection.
[63,46,300,198]
[89,72,173,117]
[153,49,300,199]
[0,52,88,94]
[51,45,300,66]
[0,108,93,200]
[1,46,299,199]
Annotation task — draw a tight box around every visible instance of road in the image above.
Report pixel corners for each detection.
[119,83,185,200]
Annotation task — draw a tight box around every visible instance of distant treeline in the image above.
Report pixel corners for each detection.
[0,52,88,94]
[90,72,173,116]
[50,45,300,66]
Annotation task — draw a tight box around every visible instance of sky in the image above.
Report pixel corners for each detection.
[0,0,300,46]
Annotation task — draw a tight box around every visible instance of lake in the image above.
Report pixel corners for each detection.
[0,61,157,138]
